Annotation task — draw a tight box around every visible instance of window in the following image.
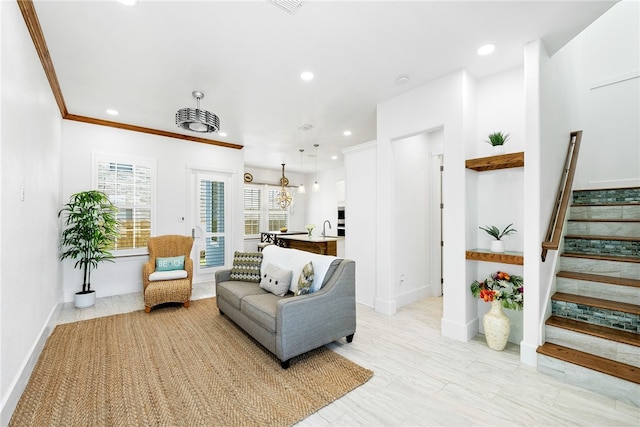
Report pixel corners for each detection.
[94,154,155,254]
[198,178,225,268]
[243,184,289,237]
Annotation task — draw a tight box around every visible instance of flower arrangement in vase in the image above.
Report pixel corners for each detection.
[305,224,315,238]
[486,131,510,155]
[479,223,516,253]
[471,271,524,351]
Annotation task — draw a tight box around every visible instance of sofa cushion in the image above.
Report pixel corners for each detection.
[259,263,292,297]
[241,293,293,333]
[149,269,188,281]
[216,281,267,310]
[261,245,338,294]
[229,251,263,283]
[296,261,314,295]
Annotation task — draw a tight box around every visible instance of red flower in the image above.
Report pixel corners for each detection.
[479,289,495,302]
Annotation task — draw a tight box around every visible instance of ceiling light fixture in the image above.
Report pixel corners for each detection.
[396,75,410,85]
[298,149,306,194]
[477,43,496,56]
[343,130,352,136]
[106,109,119,116]
[118,0,137,6]
[218,132,227,137]
[312,143,320,192]
[275,164,292,210]
[176,91,220,133]
[300,71,314,81]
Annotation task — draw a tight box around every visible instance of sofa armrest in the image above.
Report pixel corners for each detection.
[275,260,356,361]
[215,269,232,284]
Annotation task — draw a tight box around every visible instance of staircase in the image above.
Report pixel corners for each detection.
[537,187,640,407]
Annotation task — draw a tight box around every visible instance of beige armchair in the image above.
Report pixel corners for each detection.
[142,235,194,313]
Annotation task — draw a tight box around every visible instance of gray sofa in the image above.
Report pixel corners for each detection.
[215,245,356,368]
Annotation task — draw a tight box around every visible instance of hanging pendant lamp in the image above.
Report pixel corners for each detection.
[275,164,292,210]
[312,144,320,192]
[298,149,306,194]
[176,91,220,133]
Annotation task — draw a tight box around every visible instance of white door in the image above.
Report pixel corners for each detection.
[192,173,229,278]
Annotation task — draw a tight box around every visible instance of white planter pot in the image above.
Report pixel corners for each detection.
[490,240,505,253]
[493,145,505,155]
[75,290,96,308]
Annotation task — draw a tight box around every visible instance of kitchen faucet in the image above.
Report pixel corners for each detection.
[322,220,332,238]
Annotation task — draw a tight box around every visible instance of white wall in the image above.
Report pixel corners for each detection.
[61,120,245,301]
[376,70,474,344]
[1,2,63,422]
[343,142,377,307]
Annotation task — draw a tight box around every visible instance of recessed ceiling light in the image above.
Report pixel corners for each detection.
[477,43,496,56]
[331,155,338,160]
[106,109,118,116]
[343,130,352,136]
[118,0,137,6]
[218,132,227,137]
[396,75,409,85]
[300,71,314,81]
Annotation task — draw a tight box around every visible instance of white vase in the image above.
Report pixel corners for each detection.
[483,300,510,351]
[75,290,96,309]
[493,145,505,155]
[490,240,505,253]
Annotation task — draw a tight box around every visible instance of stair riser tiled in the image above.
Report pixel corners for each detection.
[566,221,640,237]
[570,205,640,220]
[556,277,640,306]
[545,325,640,368]
[551,300,640,333]
[537,354,640,407]
[564,237,639,258]
[560,256,640,280]
[573,188,640,205]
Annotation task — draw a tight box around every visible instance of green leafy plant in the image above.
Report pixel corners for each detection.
[486,131,510,146]
[471,271,524,310]
[58,190,120,294]
[479,223,517,241]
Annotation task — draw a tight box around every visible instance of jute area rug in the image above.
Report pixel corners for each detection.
[10,298,373,427]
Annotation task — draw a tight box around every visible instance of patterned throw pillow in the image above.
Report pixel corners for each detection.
[229,251,263,283]
[259,263,293,296]
[296,261,314,296]
[156,256,185,272]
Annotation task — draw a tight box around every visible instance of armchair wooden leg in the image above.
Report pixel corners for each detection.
[145,306,151,313]
[184,300,190,308]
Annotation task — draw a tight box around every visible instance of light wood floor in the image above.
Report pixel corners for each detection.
[58,284,640,426]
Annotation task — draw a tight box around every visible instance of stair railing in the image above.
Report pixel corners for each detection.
[541,130,583,262]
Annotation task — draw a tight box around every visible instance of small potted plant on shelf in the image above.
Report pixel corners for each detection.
[479,223,516,253]
[470,271,524,351]
[58,190,119,308]
[486,131,510,155]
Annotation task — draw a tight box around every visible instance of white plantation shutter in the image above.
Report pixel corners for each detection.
[199,178,225,268]
[244,187,261,236]
[243,184,289,237]
[96,157,154,252]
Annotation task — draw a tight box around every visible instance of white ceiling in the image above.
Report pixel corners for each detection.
[33,0,616,172]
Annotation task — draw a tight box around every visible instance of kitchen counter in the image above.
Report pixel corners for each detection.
[276,235,340,256]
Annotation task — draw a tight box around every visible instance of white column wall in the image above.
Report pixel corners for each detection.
[343,142,377,307]
[61,120,245,302]
[1,2,63,422]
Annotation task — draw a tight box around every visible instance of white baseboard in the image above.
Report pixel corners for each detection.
[396,286,431,308]
[1,303,61,426]
[520,340,539,367]
[374,297,396,315]
[441,316,478,342]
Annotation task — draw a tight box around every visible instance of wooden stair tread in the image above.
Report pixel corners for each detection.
[564,234,640,242]
[552,292,640,315]
[546,315,640,347]
[556,270,640,288]
[537,342,640,384]
[561,252,640,263]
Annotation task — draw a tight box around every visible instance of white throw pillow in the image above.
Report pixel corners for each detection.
[148,270,188,281]
[261,245,338,294]
[259,263,292,297]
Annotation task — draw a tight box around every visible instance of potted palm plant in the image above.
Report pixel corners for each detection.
[479,223,516,253]
[59,190,119,308]
[486,131,510,154]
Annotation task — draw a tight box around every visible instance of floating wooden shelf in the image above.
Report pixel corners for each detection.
[465,152,524,171]
[465,249,524,265]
